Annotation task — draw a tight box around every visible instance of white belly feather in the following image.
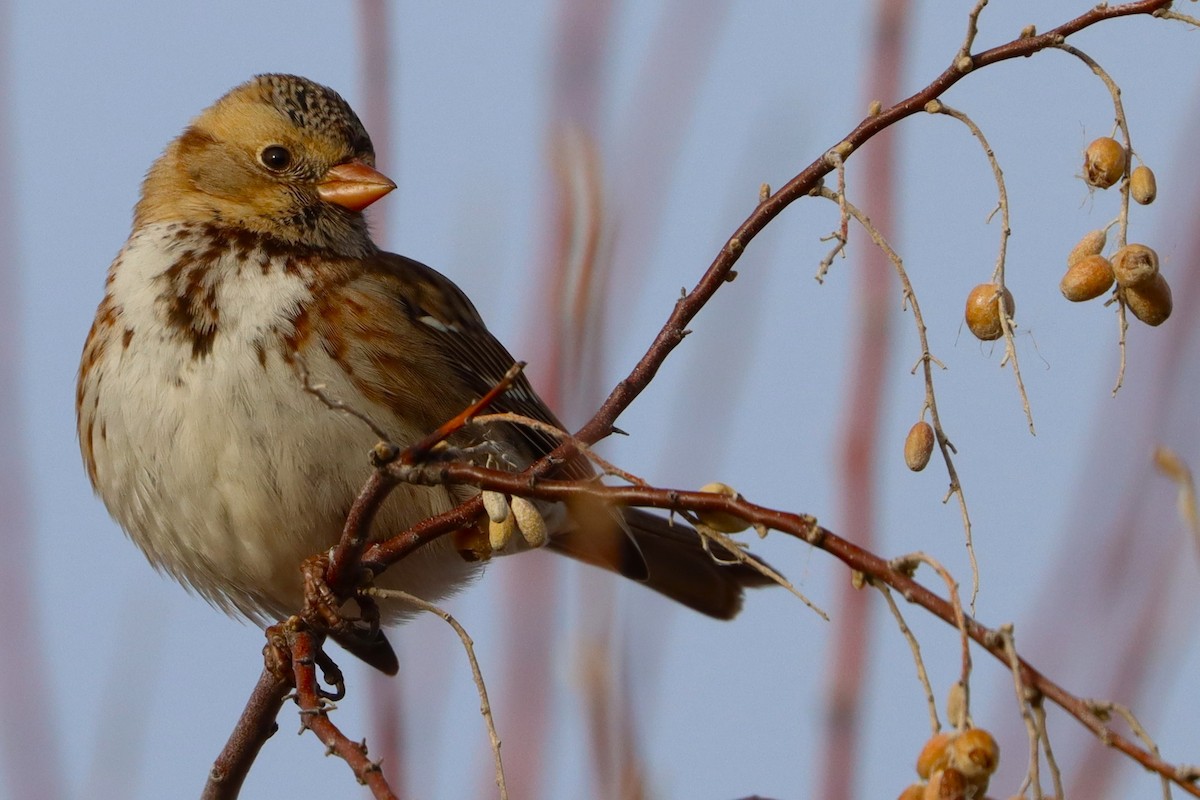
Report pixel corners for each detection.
[81,223,479,622]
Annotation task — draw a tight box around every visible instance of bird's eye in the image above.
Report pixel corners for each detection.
[259,145,293,172]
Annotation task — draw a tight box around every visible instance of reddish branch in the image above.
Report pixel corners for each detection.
[210,1,1188,796]
[572,0,1174,451]
[379,460,1200,796]
[200,668,290,800]
[289,623,399,799]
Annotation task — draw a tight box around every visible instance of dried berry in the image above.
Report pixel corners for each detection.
[1083,136,1126,189]
[948,728,999,786]
[1124,273,1172,326]
[916,731,955,779]
[1066,229,1107,268]
[904,421,935,472]
[923,767,968,800]
[964,283,1015,341]
[1131,164,1157,204]
[696,482,751,533]
[1060,254,1114,302]
[1111,243,1159,288]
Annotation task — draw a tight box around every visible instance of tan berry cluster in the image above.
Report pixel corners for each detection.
[898,727,1000,800]
[1063,138,1170,326]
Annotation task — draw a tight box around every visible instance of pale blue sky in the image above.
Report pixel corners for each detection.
[5,2,1199,798]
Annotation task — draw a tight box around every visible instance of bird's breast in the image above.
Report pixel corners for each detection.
[79,222,477,621]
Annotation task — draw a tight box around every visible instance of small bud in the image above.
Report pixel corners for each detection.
[481,490,510,524]
[1083,137,1126,189]
[696,482,751,533]
[1130,164,1157,204]
[1110,243,1159,288]
[916,731,955,779]
[1066,229,1107,268]
[510,495,548,547]
[946,681,968,729]
[1060,254,1114,302]
[1124,273,1173,326]
[904,421,935,471]
[964,283,1015,341]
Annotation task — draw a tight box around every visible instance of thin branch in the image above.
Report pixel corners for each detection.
[568,0,1174,456]
[957,0,990,61]
[375,458,1200,796]
[370,588,509,800]
[925,100,1034,437]
[201,669,291,800]
[874,580,940,733]
[814,187,981,613]
[290,623,398,799]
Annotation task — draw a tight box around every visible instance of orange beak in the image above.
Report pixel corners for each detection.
[317,161,396,211]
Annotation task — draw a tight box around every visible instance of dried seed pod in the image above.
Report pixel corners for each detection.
[1110,243,1159,288]
[916,731,955,780]
[923,767,968,800]
[488,512,517,552]
[1066,229,1107,268]
[904,421,935,472]
[1083,136,1126,189]
[696,481,751,533]
[1124,273,1173,326]
[948,727,1000,786]
[1131,164,1157,204]
[964,283,1015,341]
[1060,254,1114,302]
[481,490,510,524]
[946,682,969,729]
[510,495,548,547]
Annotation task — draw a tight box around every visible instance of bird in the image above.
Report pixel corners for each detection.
[76,74,770,674]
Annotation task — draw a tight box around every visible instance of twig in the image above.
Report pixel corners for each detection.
[471,411,650,487]
[568,0,1176,456]
[370,588,509,800]
[874,581,940,733]
[1155,6,1200,26]
[324,362,526,598]
[957,0,990,61]
[1032,699,1066,800]
[296,354,394,443]
[814,187,982,613]
[289,623,398,799]
[925,100,1034,437]
[815,151,850,283]
[1000,624,1045,799]
[200,669,291,800]
[373,459,1200,795]
[890,552,972,727]
[1088,699,1174,800]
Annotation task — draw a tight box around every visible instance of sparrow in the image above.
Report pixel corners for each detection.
[77,74,769,673]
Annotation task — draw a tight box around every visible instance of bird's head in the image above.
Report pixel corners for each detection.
[135,74,395,255]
